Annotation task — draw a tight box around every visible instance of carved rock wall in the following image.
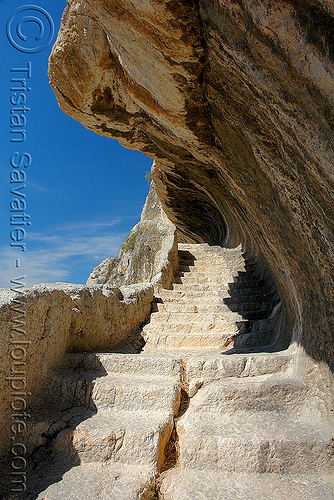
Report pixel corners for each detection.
[49,0,334,368]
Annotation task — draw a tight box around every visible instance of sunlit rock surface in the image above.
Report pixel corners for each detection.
[87,182,179,289]
[49,0,334,368]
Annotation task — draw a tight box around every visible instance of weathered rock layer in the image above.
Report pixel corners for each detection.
[49,0,334,368]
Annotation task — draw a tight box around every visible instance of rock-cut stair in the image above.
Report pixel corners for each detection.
[160,351,334,499]
[18,243,333,500]
[26,353,182,500]
[142,243,279,351]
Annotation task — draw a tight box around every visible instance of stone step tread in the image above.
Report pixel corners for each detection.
[171,284,239,292]
[46,372,181,414]
[52,409,173,466]
[157,294,230,303]
[178,260,231,268]
[90,373,180,394]
[177,276,235,288]
[228,279,274,290]
[185,352,294,379]
[178,243,243,253]
[180,245,244,253]
[154,304,246,313]
[155,303,274,315]
[68,408,171,429]
[180,410,333,441]
[179,264,231,271]
[179,411,333,473]
[159,289,230,297]
[143,333,235,350]
[224,300,279,311]
[157,296,275,308]
[142,323,240,334]
[178,273,231,280]
[185,379,308,412]
[90,375,180,413]
[64,352,182,378]
[178,257,253,268]
[165,286,274,298]
[51,369,178,384]
[160,468,334,500]
[178,255,239,260]
[149,311,243,323]
[31,462,153,500]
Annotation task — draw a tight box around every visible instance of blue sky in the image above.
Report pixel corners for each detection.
[0,0,153,287]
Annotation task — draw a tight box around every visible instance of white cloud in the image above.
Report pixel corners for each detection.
[0,217,134,287]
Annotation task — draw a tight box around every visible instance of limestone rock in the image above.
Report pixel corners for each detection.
[0,282,153,459]
[87,182,179,289]
[143,243,281,351]
[49,0,334,370]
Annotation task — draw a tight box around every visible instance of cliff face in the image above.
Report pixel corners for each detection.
[49,0,334,369]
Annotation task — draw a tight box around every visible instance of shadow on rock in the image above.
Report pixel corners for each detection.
[0,354,108,500]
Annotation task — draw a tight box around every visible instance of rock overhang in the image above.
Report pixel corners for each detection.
[48,0,334,369]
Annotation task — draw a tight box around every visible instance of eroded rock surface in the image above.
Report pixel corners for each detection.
[143,243,282,351]
[0,282,153,460]
[87,182,179,289]
[49,0,334,369]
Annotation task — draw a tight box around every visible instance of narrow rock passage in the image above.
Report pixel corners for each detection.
[143,243,280,351]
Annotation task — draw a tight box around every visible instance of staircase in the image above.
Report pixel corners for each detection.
[26,353,182,499]
[143,243,280,351]
[160,356,334,499]
[16,243,332,499]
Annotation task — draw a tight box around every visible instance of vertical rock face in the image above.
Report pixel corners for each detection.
[49,1,334,368]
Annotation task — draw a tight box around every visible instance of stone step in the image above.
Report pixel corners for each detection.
[160,467,334,500]
[179,260,230,269]
[157,290,276,310]
[178,275,232,285]
[224,294,280,309]
[143,319,241,335]
[178,245,224,255]
[178,253,245,264]
[185,352,295,381]
[178,410,334,474]
[143,331,236,350]
[172,282,232,292]
[46,372,181,415]
[220,302,277,316]
[31,462,154,500]
[178,251,224,261]
[63,352,182,379]
[173,279,272,292]
[178,252,241,263]
[154,301,274,320]
[52,409,173,469]
[228,277,273,290]
[178,258,232,269]
[178,243,244,256]
[154,302,242,314]
[178,265,230,274]
[187,378,307,413]
[148,311,244,325]
[158,289,230,301]
[91,374,180,414]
